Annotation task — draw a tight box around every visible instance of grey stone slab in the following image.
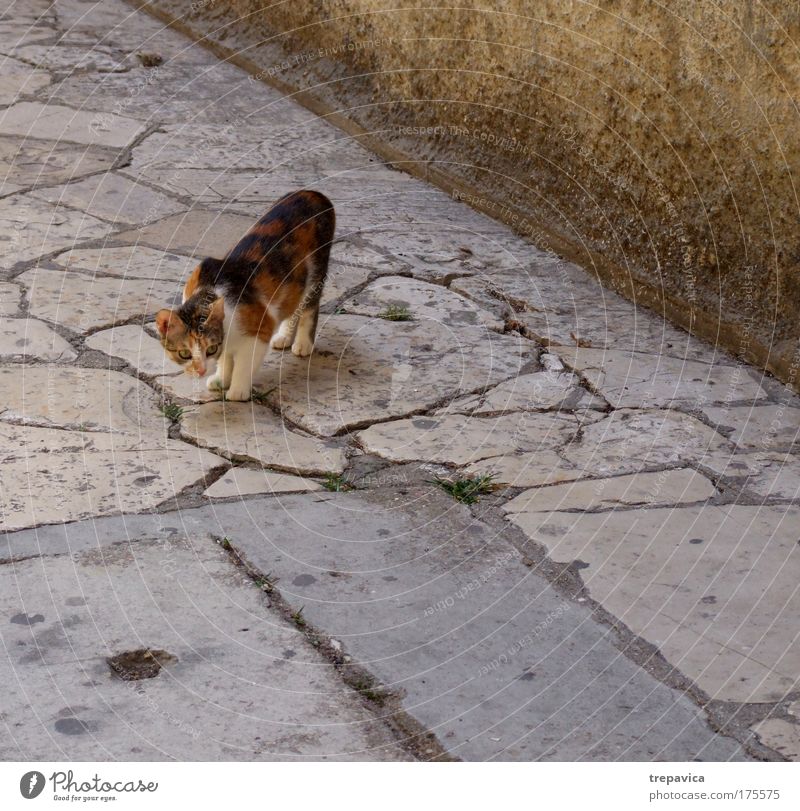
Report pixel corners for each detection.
[31,172,186,225]
[700,404,800,452]
[113,209,256,258]
[700,450,800,500]
[260,314,532,436]
[752,718,800,761]
[343,276,504,332]
[0,101,145,148]
[504,469,717,513]
[204,467,322,498]
[507,504,800,702]
[8,43,132,73]
[0,281,21,315]
[559,348,767,408]
[180,401,347,475]
[85,324,175,376]
[0,55,50,104]
[1,496,748,760]
[19,266,176,333]
[54,244,195,284]
[0,196,111,267]
[0,536,407,760]
[0,136,115,196]
[0,317,76,361]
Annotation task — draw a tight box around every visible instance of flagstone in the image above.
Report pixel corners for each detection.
[699,450,800,500]
[559,348,766,408]
[0,365,166,437]
[84,324,174,376]
[752,719,800,761]
[114,209,255,258]
[0,55,50,105]
[467,409,733,486]
[0,281,21,316]
[53,244,194,283]
[204,467,321,498]
[503,469,717,514]
[9,43,132,73]
[506,503,800,702]
[0,136,115,195]
[260,314,530,436]
[31,171,186,225]
[0,101,145,148]
[0,420,225,531]
[700,403,800,451]
[18,266,176,332]
[343,276,504,331]
[0,317,76,361]
[358,412,577,466]
[0,195,111,266]
[180,402,346,474]
[439,370,605,415]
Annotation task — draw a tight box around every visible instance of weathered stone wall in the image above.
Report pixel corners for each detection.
[142,0,800,385]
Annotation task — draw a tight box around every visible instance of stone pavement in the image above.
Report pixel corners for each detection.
[0,0,798,761]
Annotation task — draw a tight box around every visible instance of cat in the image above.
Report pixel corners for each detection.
[155,190,335,401]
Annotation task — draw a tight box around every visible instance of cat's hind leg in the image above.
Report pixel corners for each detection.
[226,337,268,401]
[291,254,327,357]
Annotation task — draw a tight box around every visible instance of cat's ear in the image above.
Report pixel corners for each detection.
[204,297,225,327]
[155,308,184,340]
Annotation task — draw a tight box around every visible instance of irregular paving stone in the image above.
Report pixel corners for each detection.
[85,324,175,376]
[0,317,76,361]
[54,244,195,284]
[454,266,718,358]
[0,21,54,46]
[0,281,21,315]
[205,467,321,498]
[180,402,346,474]
[507,503,800,702]
[321,259,373,307]
[333,239,412,276]
[358,412,578,466]
[559,348,767,408]
[0,536,406,760]
[114,209,255,258]
[700,403,800,451]
[31,171,186,225]
[0,195,111,266]
[0,421,225,531]
[0,55,50,105]
[752,719,800,761]
[19,266,176,332]
[0,101,145,148]
[0,365,166,436]
[439,370,606,414]
[503,469,717,513]
[699,450,800,500]
[9,43,132,73]
[467,408,734,486]
[344,276,504,331]
[94,491,749,761]
[365,227,530,282]
[153,369,219,403]
[0,136,115,195]
[261,314,530,436]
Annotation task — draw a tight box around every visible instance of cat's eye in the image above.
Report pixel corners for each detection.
[177,349,192,361]
[206,345,218,356]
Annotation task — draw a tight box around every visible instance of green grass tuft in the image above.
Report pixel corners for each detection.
[430,474,495,505]
[377,304,413,321]
[159,403,184,422]
[323,473,353,492]
[250,386,277,405]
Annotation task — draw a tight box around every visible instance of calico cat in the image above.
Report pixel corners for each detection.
[155,190,335,401]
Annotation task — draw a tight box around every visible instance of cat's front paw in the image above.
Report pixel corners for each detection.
[270,333,293,350]
[206,373,228,392]
[291,336,314,357]
[225,386,251,402]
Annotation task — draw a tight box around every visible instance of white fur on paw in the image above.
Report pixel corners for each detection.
[207,374,228,391]
[291,336,314,357]
[225,386,251,402]
[270,333,293,350]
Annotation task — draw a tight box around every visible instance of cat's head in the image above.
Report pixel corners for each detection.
[155,294,224,378]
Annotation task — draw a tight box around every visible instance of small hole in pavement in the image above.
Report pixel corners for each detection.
[107,648,177,681]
